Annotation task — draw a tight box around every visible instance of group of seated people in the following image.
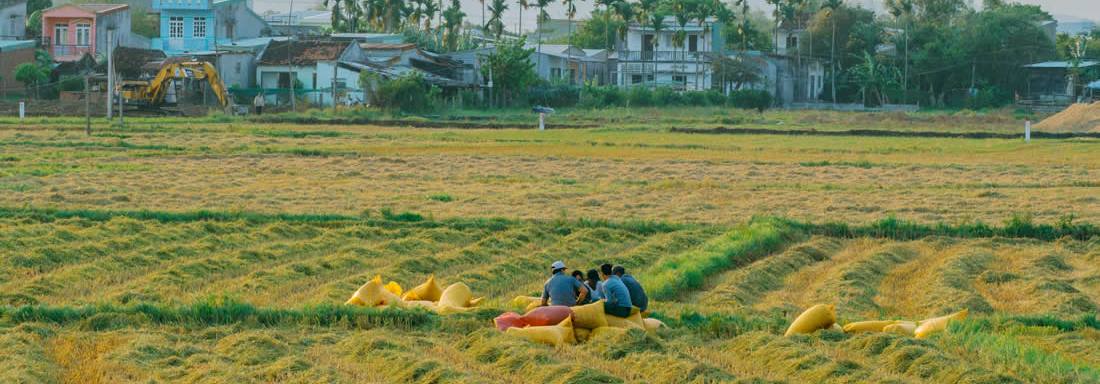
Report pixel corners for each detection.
[540,261,648,317]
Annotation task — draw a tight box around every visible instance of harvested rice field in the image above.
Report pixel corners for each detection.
[1,111,1099,383]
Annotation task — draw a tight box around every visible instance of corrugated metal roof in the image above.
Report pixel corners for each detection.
[0,40,35,51]
[79,4,129,13]
[1023,61,1100,68]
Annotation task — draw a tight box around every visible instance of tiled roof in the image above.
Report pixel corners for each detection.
[258,40,351,66]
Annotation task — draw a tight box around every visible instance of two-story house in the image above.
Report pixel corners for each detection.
[616,17,722,91]
[151,0,268,55]
[41,4,140,62]
[0,0,27,39]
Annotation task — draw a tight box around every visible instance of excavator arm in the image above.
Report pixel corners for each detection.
[139,61,231,108]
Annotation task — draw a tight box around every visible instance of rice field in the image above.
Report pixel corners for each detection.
[1,110,1099,383]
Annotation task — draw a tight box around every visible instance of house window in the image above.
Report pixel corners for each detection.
[169,17,184,38]
[193,17,206,38]
[312,72,317,89]
[551,68,562,78]
[688,35,698,52]
[786,35,798,50]
[53,24,68,45]
[235,62,241,74]
[673,75,686,83]
[631,74,643,84]
[76,24,90,46]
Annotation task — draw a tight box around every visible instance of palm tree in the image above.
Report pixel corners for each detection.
[487,0,509,39]
[535,0,552,73]
[636,0,656,87]
[693,0,714,90]
[323,0,344,31]
[518,0,529,34]
[422,0,439,31]
[442,0,465,51]
[563,0,578,46]
[407,0,424,30]
[822,0,842,103]
[610,0,634,86]
[593,0,615,50]
[648,10,664,89]
[672,0,690,90]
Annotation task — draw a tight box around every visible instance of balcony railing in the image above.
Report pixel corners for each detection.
[619,50,712,62]
[44,42,93,60]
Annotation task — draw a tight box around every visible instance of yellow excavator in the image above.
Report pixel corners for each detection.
[119,60,232,114]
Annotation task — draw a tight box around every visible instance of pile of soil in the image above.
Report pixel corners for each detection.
[1035,102,1100,133]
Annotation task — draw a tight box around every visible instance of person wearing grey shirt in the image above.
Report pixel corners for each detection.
[541,260,588,307]
[599,263,633,317]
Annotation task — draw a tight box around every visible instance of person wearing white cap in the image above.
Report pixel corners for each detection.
[540,260,588,307]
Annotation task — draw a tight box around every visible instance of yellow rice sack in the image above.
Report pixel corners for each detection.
[570,300,608,329]
[525,301,542,313]
[512,296,541,310]
[843,320,899,333]
[883,321,917,336]
[346,275,401,307]
[642,318,665,333]
[588,326,629,341]
[606,307,645,330]
[384,281,403,296]
[914,309,968,339]
[557,316,578,345]
[784,304,836,336]
[506,323,571,346]
[402,275,443,302]
[574,327,592,343]
[438,283,474,308]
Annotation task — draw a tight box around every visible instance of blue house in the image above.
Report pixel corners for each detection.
[151,0,269,55]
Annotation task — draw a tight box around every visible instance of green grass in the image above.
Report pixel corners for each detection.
[0,297,436,330]
[646,218,802,300]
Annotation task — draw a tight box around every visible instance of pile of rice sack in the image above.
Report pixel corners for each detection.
[345,275,483,315]
[785,304,969,339]
[495,299,665,346]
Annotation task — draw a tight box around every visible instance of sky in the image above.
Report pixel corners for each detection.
[251,0,1099,33]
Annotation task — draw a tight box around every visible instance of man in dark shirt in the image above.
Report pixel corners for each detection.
[541,261,588,306]
[614,265,648,313]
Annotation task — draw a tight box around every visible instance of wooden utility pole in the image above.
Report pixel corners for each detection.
[106,29,114,119]
[84,75,91,136]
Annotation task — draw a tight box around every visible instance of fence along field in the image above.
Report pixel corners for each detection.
[1,116,1099,383]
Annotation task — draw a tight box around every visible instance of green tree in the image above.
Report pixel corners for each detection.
[25,0,51,39]
[821,0,842,103]
[442,0,465,51]
[535,0,552,71]
[14,62,48,99]
[487,0,509,39]
[712,55,762,92]
[848,51,899,106]
[570,9,624,49]
[480,37,538,105]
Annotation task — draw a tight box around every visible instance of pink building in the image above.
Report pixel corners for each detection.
[41,4,134,62]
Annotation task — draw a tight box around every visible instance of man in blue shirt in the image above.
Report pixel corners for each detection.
[541,261,588,307]
[599,263,633,317]
[614,265,648,313]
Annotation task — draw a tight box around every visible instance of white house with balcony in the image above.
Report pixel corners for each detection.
[615,17,723,91]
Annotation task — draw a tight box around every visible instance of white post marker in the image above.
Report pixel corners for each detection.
[539,113,545,131]
[1025,119,1031,143]
[18,101,24,120]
